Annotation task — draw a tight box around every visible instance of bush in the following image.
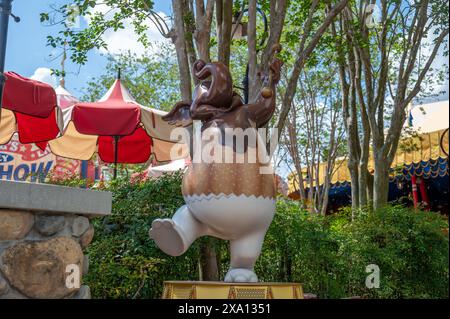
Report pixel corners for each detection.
[84,172,202,299]
[342,206,449,298]
[83,175,448,299]
[259,201,448,298]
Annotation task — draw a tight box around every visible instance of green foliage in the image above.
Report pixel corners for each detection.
[84,176,448,299]
[84,172,202,299]
[259,202,448,298]
[42,0,157,65]
[343,206,449,298]
[46,170,93,188]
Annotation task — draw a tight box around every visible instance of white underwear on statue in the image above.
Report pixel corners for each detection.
[184,193,275,240]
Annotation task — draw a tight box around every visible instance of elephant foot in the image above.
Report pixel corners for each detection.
[149,219,185,256]
[224,268,258,283]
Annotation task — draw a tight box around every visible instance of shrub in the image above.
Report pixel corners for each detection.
[84,172,202,299]
[259,202,448,298]
[342,206,449,298]
[83,175,448,299]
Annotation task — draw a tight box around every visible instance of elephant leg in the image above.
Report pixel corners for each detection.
[224,230,267,283]
[149,205,208,256]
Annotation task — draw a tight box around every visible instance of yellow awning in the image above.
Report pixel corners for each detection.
[288,129,448,193]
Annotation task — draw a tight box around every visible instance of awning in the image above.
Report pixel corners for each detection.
[288,128,449,192]
[0,72,62,149]
[48,78,188,164]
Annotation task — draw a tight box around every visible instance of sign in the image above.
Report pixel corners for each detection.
[0,135,81,182]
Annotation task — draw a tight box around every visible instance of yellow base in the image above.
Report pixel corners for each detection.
[162,281,304,299]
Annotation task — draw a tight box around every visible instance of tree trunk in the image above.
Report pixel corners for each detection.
[247,0,258,102]
[348,162,359,216]
[358,163,369,207]
[199,238,219,281]
[320,183,330,216]
[366,172,374,206]
[373,156,390,210]
[180,1,198,85]
[345,81,361,215]
[189,0,219,282]
[194,0,214,62]
[217,0,232,66]
[172,0,192,100]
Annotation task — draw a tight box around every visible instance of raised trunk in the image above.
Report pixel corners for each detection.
[367,172,374,206]
[320,183,330,216]
[192,0,219,282]
[346,81,361,214]
[247,0,258,102]
[294,164,307,208]
[180,1,198,85]
[195,32,211,62]
[194,0,214,62]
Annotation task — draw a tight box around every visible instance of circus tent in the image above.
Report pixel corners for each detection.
[55,85,79,110]
[48,76,187,177]
[147,158,189,178]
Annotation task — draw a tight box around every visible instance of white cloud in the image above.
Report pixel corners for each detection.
[30,67,57,88]
[83,5,171,56]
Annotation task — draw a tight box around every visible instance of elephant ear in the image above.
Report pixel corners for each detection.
[162,101,193,127]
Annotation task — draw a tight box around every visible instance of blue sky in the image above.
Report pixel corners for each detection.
[4,0,172,98]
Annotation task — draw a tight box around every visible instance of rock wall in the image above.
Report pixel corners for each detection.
[0,209,94,299]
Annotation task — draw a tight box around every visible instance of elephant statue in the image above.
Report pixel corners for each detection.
[150,46,283,282]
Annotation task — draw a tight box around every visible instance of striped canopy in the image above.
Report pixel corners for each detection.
[0,72,62,149]
[48,78,187,164]
[55,85,79,110]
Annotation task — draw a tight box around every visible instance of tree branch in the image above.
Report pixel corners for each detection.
[276,0,349,139]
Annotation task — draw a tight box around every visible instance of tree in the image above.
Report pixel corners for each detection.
[274,0,349,140]
[282,68,345,215]
[42,0,353,278]
[332,0,449,211]
[80,45,181,110]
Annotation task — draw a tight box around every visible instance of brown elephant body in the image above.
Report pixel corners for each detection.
[163,56,282,199]
[182,146,276,199]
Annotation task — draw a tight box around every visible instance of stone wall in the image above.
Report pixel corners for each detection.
[0,180,111,299]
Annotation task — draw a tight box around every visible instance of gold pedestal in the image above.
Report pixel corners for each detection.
[162,281,304,299]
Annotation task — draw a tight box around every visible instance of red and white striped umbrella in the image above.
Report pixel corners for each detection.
[0,72,62,150]
[48,77,187,173]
